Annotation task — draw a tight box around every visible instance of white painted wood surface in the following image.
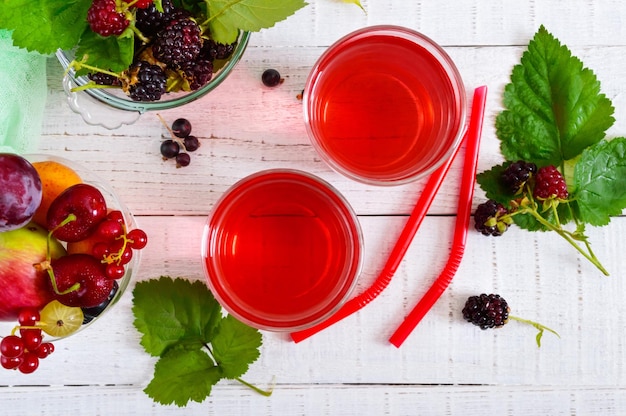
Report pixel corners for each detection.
[2,1,626,414]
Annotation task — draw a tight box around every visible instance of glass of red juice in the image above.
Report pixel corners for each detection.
[201,169,363,331]
[303,25,467,185]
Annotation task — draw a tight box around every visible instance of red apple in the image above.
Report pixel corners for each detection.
[0,223,66,321]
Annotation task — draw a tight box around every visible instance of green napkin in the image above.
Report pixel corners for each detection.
[0,29,47,154]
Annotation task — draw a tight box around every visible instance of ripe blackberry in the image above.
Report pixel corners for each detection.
[462,294,509,330]
[501,160,537,194]
[135,0,174,36]
[88,72,121,86]
[533,165,568,200]
[127,61,167,101]
[180,59,213,90]
[201,39,236,60]
[152,17,203,67]
[87,0,130,37]
[474,199,510,236]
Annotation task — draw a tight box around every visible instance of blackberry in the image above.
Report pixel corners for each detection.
[180,59,213,90]
[501,160,537,195]
[135,0,174,36]
[152,17,203,67]
[474,199,510,236]
[87,0,130,37]
[127,61,167,101]
[462,294,509,330]
[88,72,121,86]
[201,39,237,60]
[533,165,568,200]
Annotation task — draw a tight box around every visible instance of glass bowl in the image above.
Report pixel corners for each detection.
[202,169,363,332]
[56,30,250,128]
[303,25,467,185]
[0,154,140,344]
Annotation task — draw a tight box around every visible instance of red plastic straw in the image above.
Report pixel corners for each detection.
[388,85,488,348]
[290,96,475,344]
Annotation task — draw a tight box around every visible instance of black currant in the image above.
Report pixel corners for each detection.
[183,135,200,152]
[172,118,192,138]
[176,153,191,168]
[262,68,282,87]
[160,139,180,159]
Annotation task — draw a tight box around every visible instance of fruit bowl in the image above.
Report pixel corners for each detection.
[0,154,144,373]
[55,30,250,129]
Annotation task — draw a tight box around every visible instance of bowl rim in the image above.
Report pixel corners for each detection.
[55,30,251,113]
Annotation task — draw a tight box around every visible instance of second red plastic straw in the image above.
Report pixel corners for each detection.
[388,85,488,348]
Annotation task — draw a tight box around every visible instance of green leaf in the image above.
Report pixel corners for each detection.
[496,25,615,166]
[144,346,223,407]
[75,27,135,73]
[476,162,517,206]
[205,0,308,44]
[573,137,626,226]
[0,0,90,54]
[132,276,222,356]
[212,315,262,379]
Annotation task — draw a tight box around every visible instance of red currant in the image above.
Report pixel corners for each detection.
[106,210,125,225]
[127,228,148,249]
[18,352,39,374]
[0,335,24,358]
[34,342,55,359]
[1,354,23,370]
[93,242,111,259]
[105,263,126,280]
[20,329,43,351]
[18,308,41,326]
[96,219,125,240]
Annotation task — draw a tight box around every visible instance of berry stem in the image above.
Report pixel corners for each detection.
[156,113,188,152]
[509,315,560,347]
[234,376,275,397]
[67,57,122,79]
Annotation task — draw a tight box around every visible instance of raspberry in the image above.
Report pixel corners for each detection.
[152,17,203,67]
[135,0,174,36]
[87,0,130,37]
[127,61,167,101]
[533,165,568,200]
[180,59,213,90]
[501,160,537,195]
[462,294,510,330]
[474,199,510,236]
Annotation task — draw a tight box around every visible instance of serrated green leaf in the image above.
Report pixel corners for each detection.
[206,0,308,44]
[476,162,516,206]
[496,25,615,166]
[0,0,90,54]
[212,315,262,379]
[75,27,135,73]
[573,137,626,226]
[144,347,222,407]
[132,276,222,356]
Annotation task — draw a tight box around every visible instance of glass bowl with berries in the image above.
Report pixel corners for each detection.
[0,153,148,374]
[55,0,250,128]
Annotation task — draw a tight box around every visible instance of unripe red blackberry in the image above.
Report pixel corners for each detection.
[533,165,568,200]
[87,0,130,37]
[462,294,510,330]
[501,160,537,194]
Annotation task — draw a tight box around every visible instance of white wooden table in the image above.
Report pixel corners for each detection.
[3,1,626,414]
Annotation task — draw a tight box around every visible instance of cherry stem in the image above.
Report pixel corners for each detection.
[44,213,81,295]
[509,315,560,348]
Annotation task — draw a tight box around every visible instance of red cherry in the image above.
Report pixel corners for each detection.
[49,254,114,308]
[18,352,39,374]
[96,219,125,240]
[47,184,108,242]
[127,229,148,249]
[106,210,125,225]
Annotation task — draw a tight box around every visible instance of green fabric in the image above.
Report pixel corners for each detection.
[0,29,47,154]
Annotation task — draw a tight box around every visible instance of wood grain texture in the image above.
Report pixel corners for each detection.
[3,0,626,414]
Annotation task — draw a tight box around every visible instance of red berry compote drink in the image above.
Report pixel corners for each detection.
[202,170,362,331]
[304,25,467,185]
